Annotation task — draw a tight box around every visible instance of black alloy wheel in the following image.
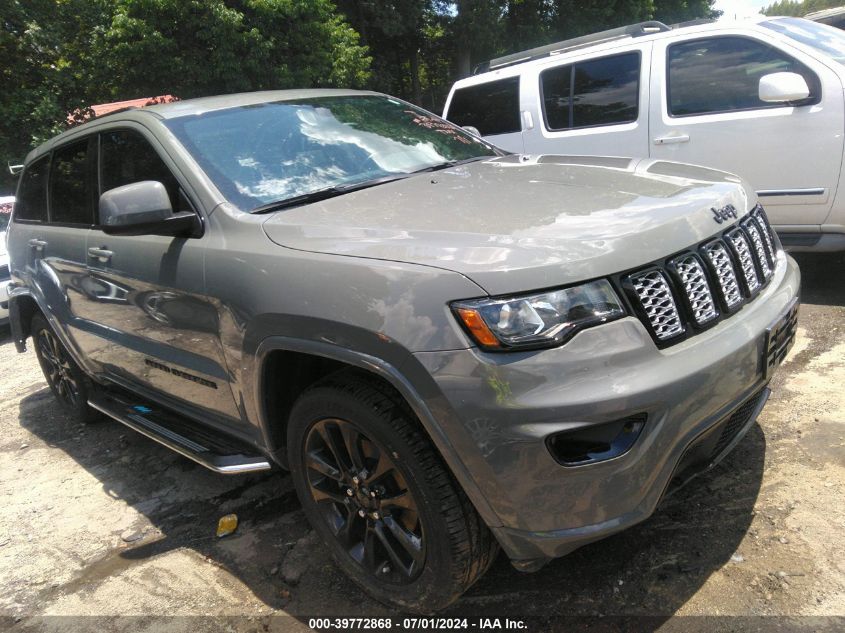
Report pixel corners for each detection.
[304,417,425,582]
[31,314,97,424]
[35,325,82,408]
[287,371,499,612]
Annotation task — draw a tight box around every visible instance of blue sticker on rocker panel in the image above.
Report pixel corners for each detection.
[133,405,153,414]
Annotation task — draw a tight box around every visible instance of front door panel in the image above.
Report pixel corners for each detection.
[76,231,240,419]
[650,32,844,227]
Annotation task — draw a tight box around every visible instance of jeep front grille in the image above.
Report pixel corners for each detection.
[630,270,684,340]
[625,205,779,346]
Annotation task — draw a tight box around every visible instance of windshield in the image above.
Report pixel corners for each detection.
[164,95,502,211]
[763,18,845,65]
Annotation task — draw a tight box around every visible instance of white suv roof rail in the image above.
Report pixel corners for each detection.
[474,20,671,75]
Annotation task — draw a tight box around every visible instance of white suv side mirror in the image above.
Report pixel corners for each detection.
[759,72,811,103]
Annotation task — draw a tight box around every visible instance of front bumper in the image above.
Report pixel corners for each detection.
[414,252,800,565]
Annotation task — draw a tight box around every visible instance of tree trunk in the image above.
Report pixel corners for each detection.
[456,46,471,79]
[410,49,422,105]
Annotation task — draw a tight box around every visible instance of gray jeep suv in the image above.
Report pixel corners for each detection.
[7,90,800,612]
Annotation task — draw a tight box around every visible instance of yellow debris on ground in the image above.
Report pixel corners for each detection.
[216,514,238,538]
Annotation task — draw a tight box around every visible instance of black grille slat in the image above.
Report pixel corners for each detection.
[752,206,777,267]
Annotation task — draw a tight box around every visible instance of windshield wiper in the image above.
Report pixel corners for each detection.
[413,156,491,173]
[250,174,411,214]
[249,156,493,214]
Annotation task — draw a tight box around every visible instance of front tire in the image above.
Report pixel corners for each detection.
[31,314,98,424]
[287,371,498,612]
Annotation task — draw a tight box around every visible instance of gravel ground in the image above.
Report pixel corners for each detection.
[0,252,843,632]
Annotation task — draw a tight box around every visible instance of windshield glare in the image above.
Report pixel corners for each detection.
[165,95,501,211]
[763,17,845,64]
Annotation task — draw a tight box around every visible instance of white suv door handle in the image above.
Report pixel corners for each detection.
[653,133,690,145]
[521,110,534,131]
[28,238,47,252]
[87,247,113,263]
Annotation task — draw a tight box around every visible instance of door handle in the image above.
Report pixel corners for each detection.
[87,247,113,263]
[653,133,690,145]
[521,110,534,131]
[28,238,47,252]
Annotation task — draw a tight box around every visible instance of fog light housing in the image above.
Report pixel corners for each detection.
[547,414,647,467]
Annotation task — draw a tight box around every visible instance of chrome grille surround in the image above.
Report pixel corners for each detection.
[630,270,685,340]
[726,228,760,293]
[672,254,718,325]
[742,219,772,281]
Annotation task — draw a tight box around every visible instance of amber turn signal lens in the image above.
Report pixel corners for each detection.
[455,308,501,348]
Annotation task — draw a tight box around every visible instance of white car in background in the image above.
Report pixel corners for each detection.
[444,16,845,252]
[0,196,12,325]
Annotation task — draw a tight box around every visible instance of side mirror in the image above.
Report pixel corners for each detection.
[99,181,200,237]
[462,125,482,137]
[759,72,811,104]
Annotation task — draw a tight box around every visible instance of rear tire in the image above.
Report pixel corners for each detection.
[31,314,98,424]
[287,371,498,613]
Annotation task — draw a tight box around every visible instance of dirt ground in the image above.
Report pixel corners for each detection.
[0,253,843,632]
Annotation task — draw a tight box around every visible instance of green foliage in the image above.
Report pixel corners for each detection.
[762,0,842,16]
[0,0,370,193]
[90,0,371,99]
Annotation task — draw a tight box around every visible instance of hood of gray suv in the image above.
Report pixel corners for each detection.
[262,155,753,295]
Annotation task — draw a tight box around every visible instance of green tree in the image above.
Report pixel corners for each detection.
[654,0,721,23]
[336,0,432,104]
[762,0,843,16]
[0,0,113,193]
[0,0,371,195]
[548,0,655,40]
[90,0,371,99]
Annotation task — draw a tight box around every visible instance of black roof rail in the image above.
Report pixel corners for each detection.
[473,20,671,75]
[670,17,716,28]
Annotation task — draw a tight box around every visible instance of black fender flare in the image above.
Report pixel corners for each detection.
[250,335,503,528]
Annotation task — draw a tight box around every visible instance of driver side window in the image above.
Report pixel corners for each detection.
[99,130,188,223]
[667,36,820,116]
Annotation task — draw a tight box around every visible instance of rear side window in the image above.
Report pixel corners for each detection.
[447,77,521,136]
[14,156,49,222]
[50,139,94,225]
[667,36,820,116]
[100,130,184,215]
[541,52,640,131]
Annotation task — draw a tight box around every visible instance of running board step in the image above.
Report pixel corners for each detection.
[88,391,272,475]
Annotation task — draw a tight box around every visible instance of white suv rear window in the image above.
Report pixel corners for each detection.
[447,77,521,136]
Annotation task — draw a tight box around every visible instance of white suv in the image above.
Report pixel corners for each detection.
[444,17,845,252]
